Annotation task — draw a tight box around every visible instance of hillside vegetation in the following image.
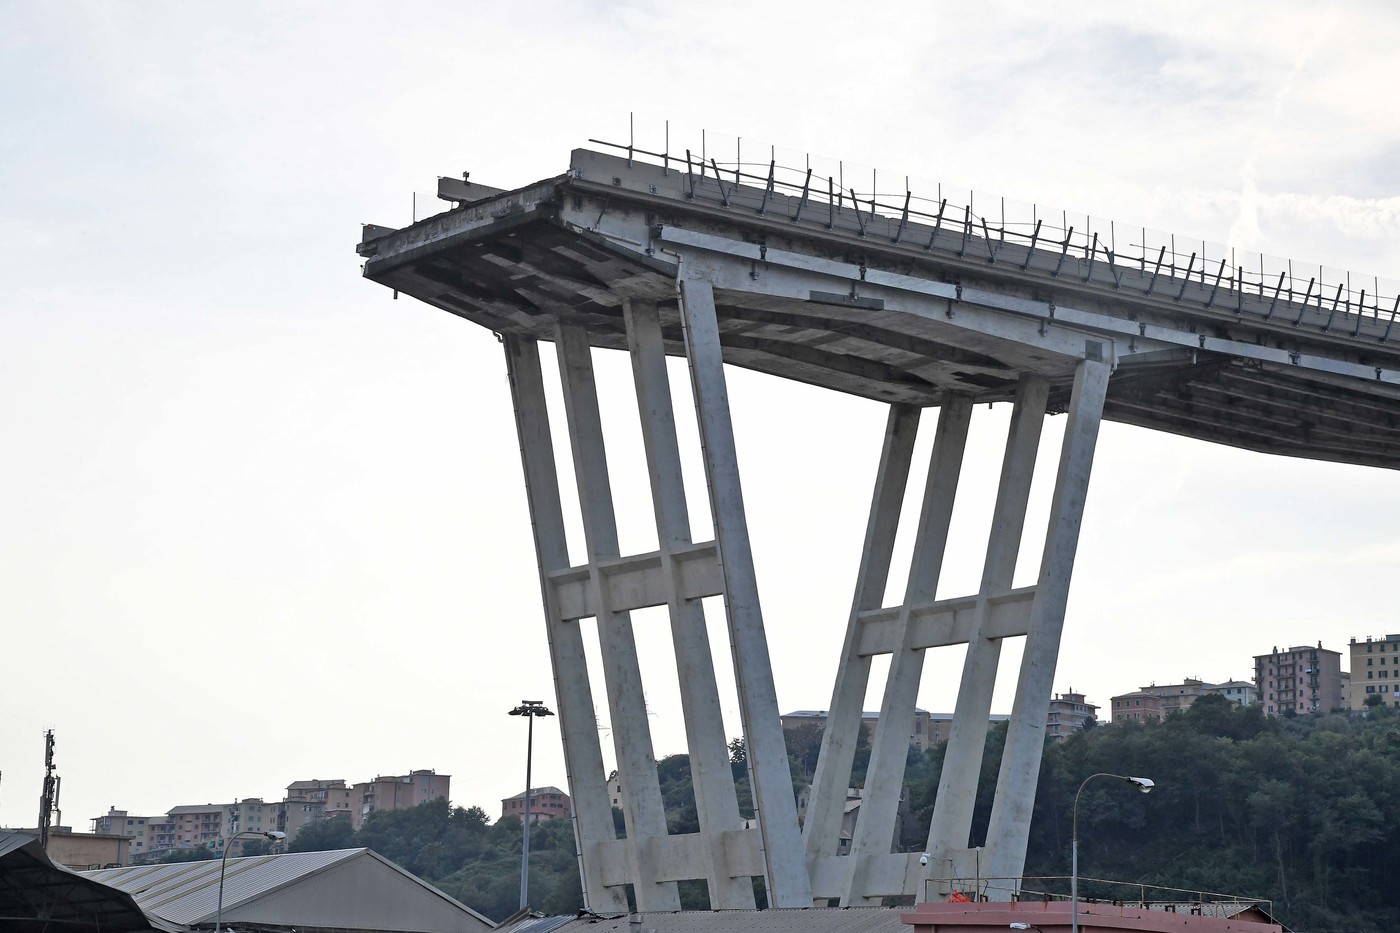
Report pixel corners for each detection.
[289,697,1400,930]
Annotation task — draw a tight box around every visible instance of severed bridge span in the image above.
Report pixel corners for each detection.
[357,139,1400,910]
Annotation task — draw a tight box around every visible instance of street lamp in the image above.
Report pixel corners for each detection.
[216,829,286,933]
[1072,773,1153,933]
[1009,924,1046,931]
[509,699,555,911]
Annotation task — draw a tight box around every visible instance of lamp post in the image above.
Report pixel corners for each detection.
[216,829,286,933]
[509,699,554,911]
[1072,773,1153,933]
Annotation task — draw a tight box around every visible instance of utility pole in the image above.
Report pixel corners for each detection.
[37,730,57,849]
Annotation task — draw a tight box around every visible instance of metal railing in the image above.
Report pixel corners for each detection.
[585,129,1400,346]
[924,874,1273,918]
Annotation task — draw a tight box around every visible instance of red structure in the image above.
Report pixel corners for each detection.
[901,901,1283,932]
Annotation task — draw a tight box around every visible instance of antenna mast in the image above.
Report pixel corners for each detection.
[37,730,57,849]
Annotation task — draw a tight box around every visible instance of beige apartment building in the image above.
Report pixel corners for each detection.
[1254,643,1345,716]
[91,809,159,860]
[283,779,354,840]
[352,770,451,830]
[1111,678,1214,723]
[1046,689,1098,740]
[1350,634,1400,710]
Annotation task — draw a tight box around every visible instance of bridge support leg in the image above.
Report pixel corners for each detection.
[503,334,629,913]
[554,323,680,911]
[922,375,1049,893]
[843,395,973,905]
[678,275,812,907]
[803,403,920,879]
[625,299,756,909]
[982,356,1111,894]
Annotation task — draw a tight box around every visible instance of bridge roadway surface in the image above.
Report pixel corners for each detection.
[358,148,1400,470]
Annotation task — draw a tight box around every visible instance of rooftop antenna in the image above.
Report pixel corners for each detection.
[37,730,57,849]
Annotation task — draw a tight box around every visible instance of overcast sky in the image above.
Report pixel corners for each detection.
[4,1,1400,833]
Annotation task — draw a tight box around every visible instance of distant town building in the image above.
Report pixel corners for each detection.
[1349,634,1400,710]
[1206,680,1257,707]
[91,810,158,860]
[283,778,353,841]
[780,708,1013,753]
[94,767,449,860]
[1254,643,1345,716]
[352,770,451,830]
[501,786,572,824]
[1111,679,1216,723]
[1046,689,1098,740]
[165,803,229,852]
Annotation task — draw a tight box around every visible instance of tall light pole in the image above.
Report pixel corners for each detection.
[509,699,554,911]
[1072,773,1153,933]
[216,829,286,933]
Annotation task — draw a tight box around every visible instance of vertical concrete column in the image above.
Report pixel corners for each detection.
[624,299,755,909]
[982,357,1111,894]
[676,274,812,907]
[502,334,628,913]
[923,376,1049,884]
[803,404,920,872]
[554,323,680,911]
[844,395,972,905]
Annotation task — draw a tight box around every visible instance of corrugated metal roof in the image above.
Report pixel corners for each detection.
[84,847,361,925]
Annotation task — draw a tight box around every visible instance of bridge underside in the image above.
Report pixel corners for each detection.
[363,160,1400,470]
[358,148,1400,910]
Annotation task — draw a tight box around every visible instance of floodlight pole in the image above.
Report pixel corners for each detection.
[215,829,285,933]
[1071,773,1154,933]
[510,699,555,911]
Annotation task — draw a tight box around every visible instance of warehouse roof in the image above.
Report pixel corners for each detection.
[85,847,493,931]
[0,830,174,932]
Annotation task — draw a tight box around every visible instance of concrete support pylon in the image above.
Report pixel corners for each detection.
[922,375,1049,887]
[624,298,756,909]
[502,334,629,913]
[554,323,680,911]
[677,274,813,907]
[982,356,1111,895]
[843,395,973,905]
[803,403,921,873]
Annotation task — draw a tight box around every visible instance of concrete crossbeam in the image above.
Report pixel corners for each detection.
[853,588,1037,656]
[548,542,724,620]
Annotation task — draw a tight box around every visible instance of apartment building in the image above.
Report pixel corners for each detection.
[1209,680,1258,706]
[352,770,451,830]
[1254,643,1345,716]
[1046,689,1098,740]
[91,809,159,860]
[283,779,354,841]
[226,798,283,839]
[166,803,228,851]
[1111,678,1215,723]
[500,786,572,824]
[1350,634,1400,710]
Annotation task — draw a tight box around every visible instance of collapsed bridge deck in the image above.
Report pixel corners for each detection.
[360,147,1400,470]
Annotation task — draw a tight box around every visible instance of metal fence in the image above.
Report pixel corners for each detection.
[586,127,1400,345]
